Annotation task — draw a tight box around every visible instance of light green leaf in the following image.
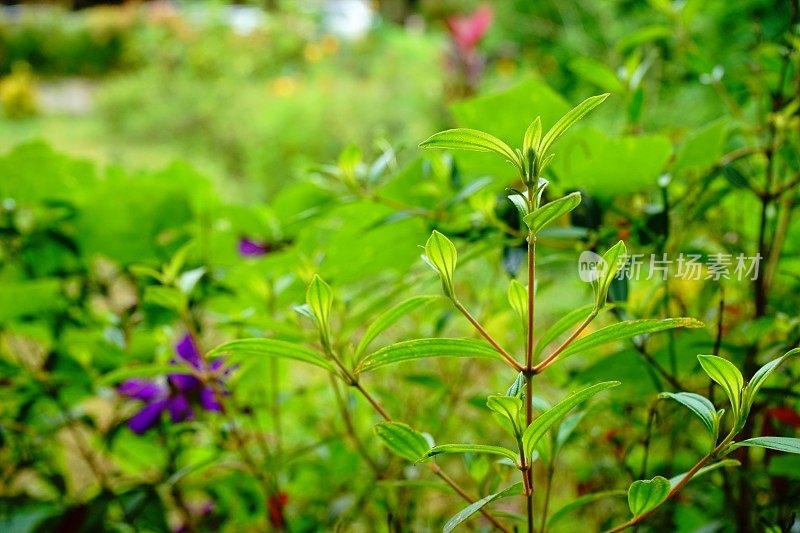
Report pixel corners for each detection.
[374,422,431,462]
[547,490,626,527]
[356,338,504,374]
[423,231,457,298]
[523,192,582,235]
[557,318,703,361]
[421,444,519,464]
[306,275,333,338]
[595,240,627,309]
[419,128,521,168]
[535,304,597,356]
[728,437,800,455]
[628,476,670,516]
[443,483,523,533]
[697,355,744,419]
[742,348,799,416]
[354,296,439,359]
[487,395,524,437]
[668,459,741,488]
[523,116,542,155]
[507,279,528,328]
[522,381,620,459]
[207,338,335,372]
[539,93,610,158]
[659,392,717,438]
[143,286,187,314]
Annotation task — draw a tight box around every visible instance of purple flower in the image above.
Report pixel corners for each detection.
[119,334,230,434]
[238,237,268,257]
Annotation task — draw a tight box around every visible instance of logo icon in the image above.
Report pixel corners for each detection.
[578,251,605,283]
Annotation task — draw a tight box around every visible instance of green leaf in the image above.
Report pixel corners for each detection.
[547,490,626,527]
[356,338,504,373]
[539,93,610,158]
[742,348,799,416]
[523,116,542,155]
[207,339,335,373]
[423,231,458,298]
[627,476,670,516]
[523,192,582,235]
[306,275,333,339]
[374,422,431,462]
[522,381,620,459]
[507,279,528,328]
[697,355,744,419]
[354,296,439,359]
[420,444,519,464]
[443,483,523,533]
[728,437,800,455]
[487,395,524,437]
[419,128,521,169]
[668,459,740,488]
[143,286,187,314]
[659,392,717,438]
[557,318,703,361]
[595,240,627,309]
[535,304,597,356]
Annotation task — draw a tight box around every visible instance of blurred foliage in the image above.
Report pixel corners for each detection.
[0,0,799,532]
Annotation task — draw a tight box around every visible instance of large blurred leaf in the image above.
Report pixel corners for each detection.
[0,279,65,323]
[672,119,728,177]
[550,129,672,198]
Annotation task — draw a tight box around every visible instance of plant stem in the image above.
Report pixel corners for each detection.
[453,299,523,372]
[539,463,555,533]
[533,311,598,374]
[323,343,509,531]
[525,182,536,533]
[602,433,735,533]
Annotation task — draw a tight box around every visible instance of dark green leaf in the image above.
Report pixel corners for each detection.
[627,476,670,516]
[659,392,717,437]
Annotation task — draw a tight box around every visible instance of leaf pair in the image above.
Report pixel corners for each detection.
[420,94,610,182]
[697,348,798,432]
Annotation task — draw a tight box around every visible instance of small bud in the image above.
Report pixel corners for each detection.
[423,231,457,298]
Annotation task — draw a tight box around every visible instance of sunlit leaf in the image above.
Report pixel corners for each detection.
[356,338,504,373]
[539,93,610,157]
[556,318,703,361]
[595,240,627,309]
[419,128,521,169]
[420,444,519,464]
[697,355,743,419]
[306,275,333,339]
[423,231,457,298]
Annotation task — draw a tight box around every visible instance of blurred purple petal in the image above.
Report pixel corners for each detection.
[119,379,165,402]
[168,371,202,391]
[238,238,267,257]
[167,395,194,422]
[175,334,201,368]
[128,399,167,434]
[200,387,222,412]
